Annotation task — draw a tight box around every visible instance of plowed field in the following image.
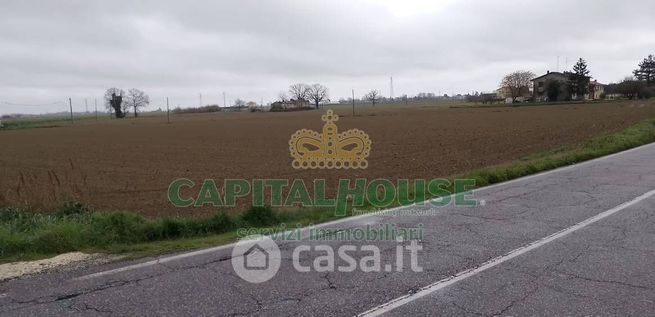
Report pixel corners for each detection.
[2,101,654,216]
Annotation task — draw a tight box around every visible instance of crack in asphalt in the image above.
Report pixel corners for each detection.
[0,269,171,313]
[554,270,655,291]
[68,301,113,315]
[490,284,540,317]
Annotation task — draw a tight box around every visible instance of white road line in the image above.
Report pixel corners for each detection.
[75,142,655,281]
[357,187,655,317]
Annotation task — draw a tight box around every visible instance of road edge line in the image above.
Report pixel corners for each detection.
[357,188,655,316]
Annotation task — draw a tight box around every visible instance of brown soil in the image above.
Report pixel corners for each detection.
[1,101,655,217]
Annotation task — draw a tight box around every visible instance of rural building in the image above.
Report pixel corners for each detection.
[588,80,605,100]
[496,86,532,103]
[531,71,570,102]
[531,71,603,101]
[270,98,310,111]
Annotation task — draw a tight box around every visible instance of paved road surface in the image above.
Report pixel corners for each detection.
[1,143,655,316]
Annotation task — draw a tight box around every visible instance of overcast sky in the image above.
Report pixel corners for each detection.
[1,0,654,114]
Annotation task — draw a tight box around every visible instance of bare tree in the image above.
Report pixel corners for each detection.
[278,92,288,102]
[500,71,535,103]
[125,88,150,117]
[307,83,329,109]
[104,87,125,118]
[234,98,245,110]
[288,83,310,100]
[364,90,380,107]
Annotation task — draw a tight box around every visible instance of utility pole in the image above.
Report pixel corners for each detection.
[199,93,203,107]
[223,92,226,107]
[390,76,394,100]
[69,98,74,124]
[85,98,88,113]
[166,97,170,124]
[94,98,98,121]
[352,89,355,117]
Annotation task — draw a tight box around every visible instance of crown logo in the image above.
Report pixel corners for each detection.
[289,110,371,169]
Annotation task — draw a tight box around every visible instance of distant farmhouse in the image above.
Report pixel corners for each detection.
[532,71,569,101]
[531,71,604,102]
[496,86,532,103]
[270,98,311,112]
[588,80,605,100]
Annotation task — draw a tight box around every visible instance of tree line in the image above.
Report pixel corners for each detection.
[104,54,653,117]
[278,83,385,108]
[276,83,330,109]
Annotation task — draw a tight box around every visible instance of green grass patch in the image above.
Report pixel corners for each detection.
[0,201,280,263]
[0,114,111,130]
[460,119,655,187]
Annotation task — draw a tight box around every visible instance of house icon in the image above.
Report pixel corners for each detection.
[232,235,281,283]
[243,245,270,270]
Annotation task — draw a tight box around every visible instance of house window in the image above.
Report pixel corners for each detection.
[538,82,544,87]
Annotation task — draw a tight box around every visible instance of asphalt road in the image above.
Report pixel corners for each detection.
[1,143,655,316]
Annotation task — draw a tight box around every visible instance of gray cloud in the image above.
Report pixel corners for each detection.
[1,0,654,114]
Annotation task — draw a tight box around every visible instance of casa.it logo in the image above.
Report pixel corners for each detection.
[289,109,371,169]
[231,235,281,284]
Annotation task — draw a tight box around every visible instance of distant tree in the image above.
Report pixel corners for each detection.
[545,79,562,101]
[288,83,310,100]
[104,87,126,118]
[617,77,647,100]
[633,54,655,85]
[364,90,380,107]
[567,58,591,100]
[234,98,246,109]
[500,70,535,102]
[307,83,329,109]
[246,101,260,112]
[125,88,149,117]
[604,83,621,99]
[278,92,288,102]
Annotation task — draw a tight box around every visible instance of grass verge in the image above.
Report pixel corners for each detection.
[2,118,655,263]
[461,118,655,186]
[0,202,336,263]
[0,115,104,130]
